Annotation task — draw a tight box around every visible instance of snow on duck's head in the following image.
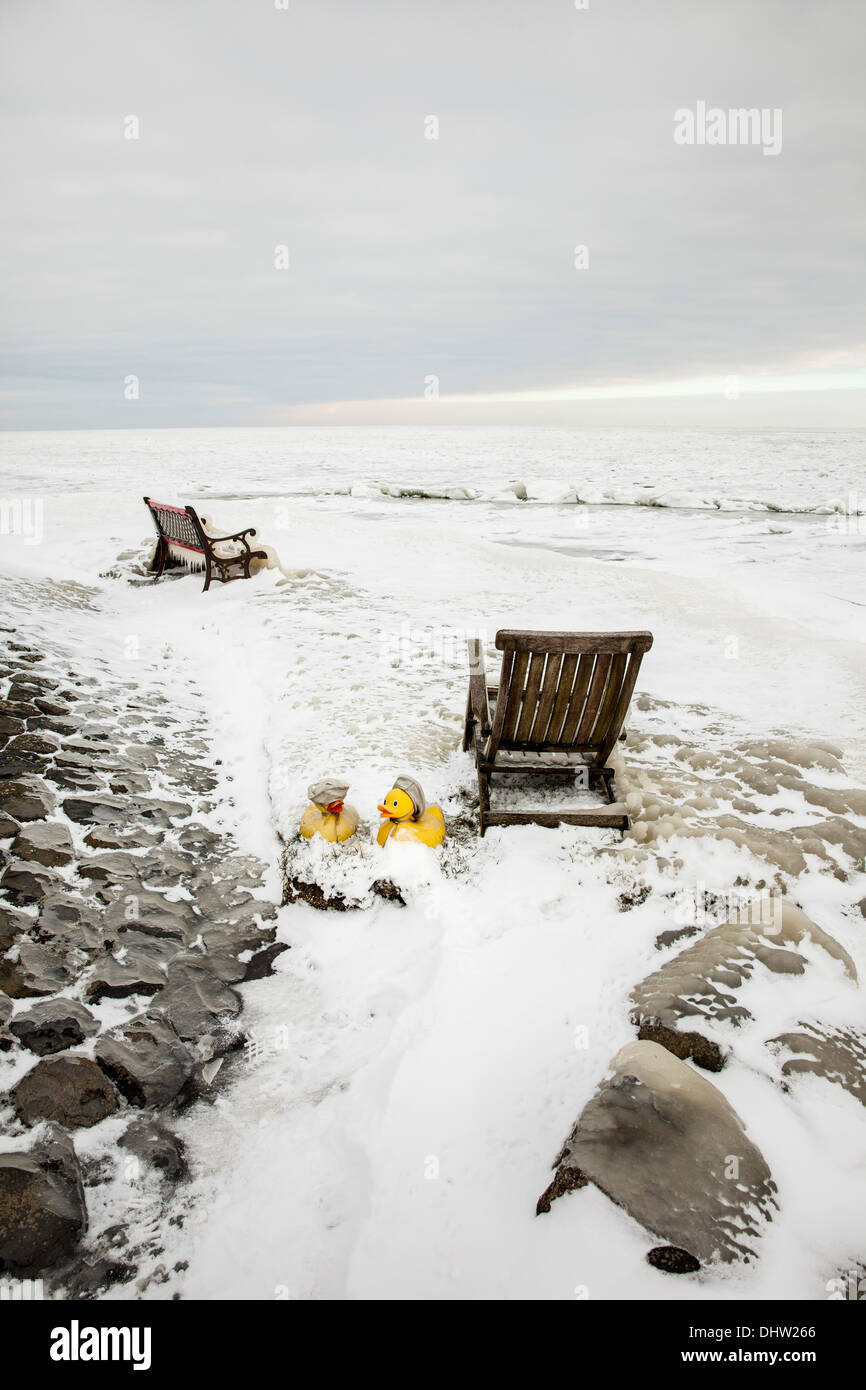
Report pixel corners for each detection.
[378,775,426,820]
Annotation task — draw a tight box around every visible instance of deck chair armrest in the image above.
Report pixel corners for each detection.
[467,639,492,737]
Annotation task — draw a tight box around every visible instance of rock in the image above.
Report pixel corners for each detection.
[118,1119,187,1180]
[150,957,242,1040]
[95,1013,195,1107]
[537,1041,777,1265]
[0,815,21,839]
[768,1024,866,1105]
[646,1246,701,1274]
[0,752,46,777]
[0,860,62,906]
[104,891,196,942]
[0,905,29,952]
[34,698,69,717]
[6,734,58,757]
[78,852,142,883]
[0,716,26,737]
[85,934,176,1002]
[0,995,11,1028]
[243,941,290,981]
[0,943,72,998]
[35,896,103,952]
[10,1000,99,1056]
[11,821,74,869]
[12,1054,120,1128]
[83,827,157,851]
[0,1123,87,1272]
[61,797,126,826]
[284,876,350,911]
[0,776,56,822]
[630,903,857,1071]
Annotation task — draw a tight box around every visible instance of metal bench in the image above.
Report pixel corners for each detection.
[143,497,268,593]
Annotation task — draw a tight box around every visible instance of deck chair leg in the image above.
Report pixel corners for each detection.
[462,691,474,752]
[202,557,212,592]
[476,764,491,837]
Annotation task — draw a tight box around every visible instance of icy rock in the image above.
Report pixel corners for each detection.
[78,852,143,883]
[36,896,104,952]
[11,1054,120,1129]
[61,797,128,826]
[630,903,856,1071]
[0,1123,87,1272]
[243,942,290,981]
[0,859,65,906]
[537,1040,777,1264]
[95,1013,195,1107]
[0,775,56,822]
[0,904,29,952]
[11,821,74,869]
[118,1118,187,1181]
[768,1024,866,1106]
[10,999,98,1056]
[104,891,196,942]
[85,934,176,1002]
[149,957,242,1041]
[0,942,72,999]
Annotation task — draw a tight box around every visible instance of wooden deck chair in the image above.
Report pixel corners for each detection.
[462,630,653,835]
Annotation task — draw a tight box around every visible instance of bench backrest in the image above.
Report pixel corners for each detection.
[487,629,653,765]
[143,497,206,554]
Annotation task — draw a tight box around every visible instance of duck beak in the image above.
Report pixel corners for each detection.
[377,804,393,818]
[326,801,344,815]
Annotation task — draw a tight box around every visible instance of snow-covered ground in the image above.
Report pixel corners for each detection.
[1,425,864,1300]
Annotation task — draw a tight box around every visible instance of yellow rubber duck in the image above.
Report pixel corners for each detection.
[377,775,446,848]
[300,779,360,843]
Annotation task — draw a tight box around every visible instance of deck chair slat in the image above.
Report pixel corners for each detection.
[545,654,579,744]
[488,648,515,749]
[575,653,613,743]
[500,651,529,743]
[528,652,563,744]
[586,651,627,747]
[515,653,547,742]
[596,649,644,764]
[559,653,595,744]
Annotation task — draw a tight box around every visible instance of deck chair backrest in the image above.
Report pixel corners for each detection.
[487,630,653,765]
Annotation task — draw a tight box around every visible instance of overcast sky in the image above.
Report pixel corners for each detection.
[1,0,864,429]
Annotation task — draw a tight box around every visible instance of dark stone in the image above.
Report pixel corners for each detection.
[636,1020,725,1074]
[118,1119,187,1181]
[61,798,126,826]
[617,884,652,912]
[95,1013,195,1108]
[83,826,158,851]
[34,699,69,717]
[284,876,350,912]
[538,1041,777,1265]
[0,943,72,998]
[12,1054,120,1128]
[536,1164,590,1215]
[0,860,61,906]
[150,957,242,1040]
[0,716,26,737]
[0,753,46,777]
[85,934,177,1002]
[78,852,141,883]
[10,1000,98,1056]
[0,1123,87,1272]
[372,879,407,905]
[243,941,290,981]
[646,1246,701,1274]
[654,925,700,950]
[0,776,56,821]
[11,821,74,869]
[0,905,29,952]
[6,734,58,756]
[0,815,21,839]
